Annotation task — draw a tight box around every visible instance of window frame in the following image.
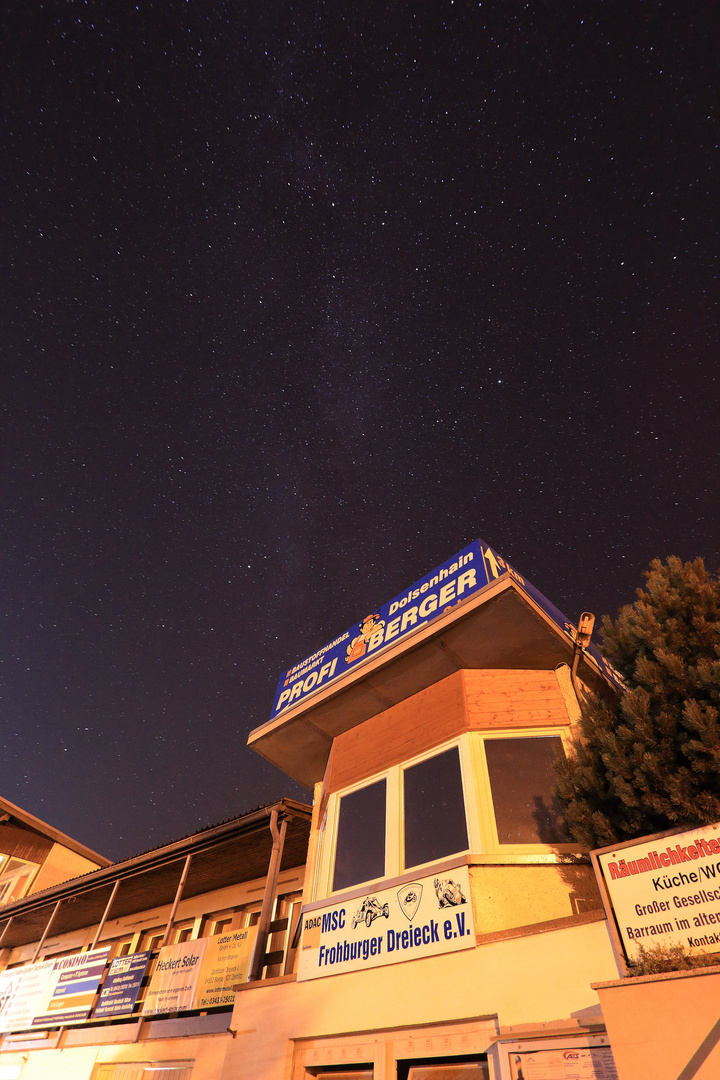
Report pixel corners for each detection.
[472,728,577,855]
[318,736,480,899]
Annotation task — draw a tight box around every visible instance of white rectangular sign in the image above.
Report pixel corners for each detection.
[297,866,474,981]
[0,959,55,1033]
[509,1046,618,1079]
[593,821,720,961]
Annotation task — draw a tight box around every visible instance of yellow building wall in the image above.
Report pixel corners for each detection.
[469,862,602,937]
[0,1032,232,1080]
[596,968,720,1080]
[220,919,620,1080]
[30,844,106,895]
[0,920,618,1080]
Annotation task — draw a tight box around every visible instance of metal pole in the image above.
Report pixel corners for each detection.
[90,878,121,951]
[160,854,192,948]
[32,899,63,964]
[0,917,13,949]
[249,810,288,981]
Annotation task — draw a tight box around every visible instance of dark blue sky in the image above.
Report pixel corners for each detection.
[2,2,718,860]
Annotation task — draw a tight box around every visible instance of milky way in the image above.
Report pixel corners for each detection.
[2,2,718,858]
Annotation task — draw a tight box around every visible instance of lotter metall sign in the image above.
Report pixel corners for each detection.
[271,540,624,720]
[592,821,720,962]
[297,867,475,981]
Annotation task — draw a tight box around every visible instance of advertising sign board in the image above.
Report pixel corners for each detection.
[142,938,208,1015]
[92,950,152,1020]
[592,821,720,962]
[0,959,55,1033]
[31,948,110,1028]
[271,540,623,721]
[194,926,257,1008]
[142,928,257,1014]
[0,949,111,1032]
[297,866,474,981]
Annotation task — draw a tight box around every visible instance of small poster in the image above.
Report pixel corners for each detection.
[509,1046,618,1079]
[142,939,208,1015]
[93,950,152,1019]
[31,948,110,1028]
[194,927,258,1008]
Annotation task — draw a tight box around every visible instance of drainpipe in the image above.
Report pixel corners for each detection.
[249,810,288,982]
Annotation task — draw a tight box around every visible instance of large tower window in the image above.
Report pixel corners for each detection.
[403,747,469,869]
[484,736,567,844]
[332,778,387,892]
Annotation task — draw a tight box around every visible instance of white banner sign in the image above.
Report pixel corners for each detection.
[594,821,720,960]
[297,866,474,981]
[0,959,55,1033]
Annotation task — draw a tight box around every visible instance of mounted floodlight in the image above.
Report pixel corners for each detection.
[576,611,596,650]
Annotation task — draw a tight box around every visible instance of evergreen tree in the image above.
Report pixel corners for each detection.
[555,556,720,849]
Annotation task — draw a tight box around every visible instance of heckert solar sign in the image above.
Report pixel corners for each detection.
[271,539,624,719]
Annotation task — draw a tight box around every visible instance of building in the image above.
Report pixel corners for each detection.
[0,795,109,906]
[0,542,625,1079]
[0,800,311,1080]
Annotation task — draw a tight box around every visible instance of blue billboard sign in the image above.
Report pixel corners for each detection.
[92,950,152,1020]
[270,539,623,720]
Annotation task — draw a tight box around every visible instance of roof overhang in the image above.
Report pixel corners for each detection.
[0,795,111,867]
[0,799,311,950]
[248,577,613,788]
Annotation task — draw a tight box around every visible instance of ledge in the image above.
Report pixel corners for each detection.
[476,907,607,946]
[593,962,720,990]
[234,973,297,992]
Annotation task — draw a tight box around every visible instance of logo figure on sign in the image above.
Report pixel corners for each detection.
[434,878,466,908]
[397,883,423,922]
[351,896,390,929]
[345,613,385,664]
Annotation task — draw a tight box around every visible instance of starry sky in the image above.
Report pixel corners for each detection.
[2,2,719,861]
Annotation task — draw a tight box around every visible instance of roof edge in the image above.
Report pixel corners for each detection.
[0,795,111,868]
[0,797,312,922]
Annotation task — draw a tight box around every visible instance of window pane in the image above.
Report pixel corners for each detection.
[404,747,469,869]
[333,779,386,892]
[484,737,567,844]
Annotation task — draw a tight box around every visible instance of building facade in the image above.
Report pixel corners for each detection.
[1,543,625,1079]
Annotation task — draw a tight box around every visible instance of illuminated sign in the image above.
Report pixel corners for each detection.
[271,540,624,719]
[93,950,152,1019]
[593,821,720,962]
[142,928,257,1015]
[297,867,474,981]
[0,949,110,1032]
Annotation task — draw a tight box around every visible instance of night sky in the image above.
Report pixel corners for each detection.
[3,3,719,862]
